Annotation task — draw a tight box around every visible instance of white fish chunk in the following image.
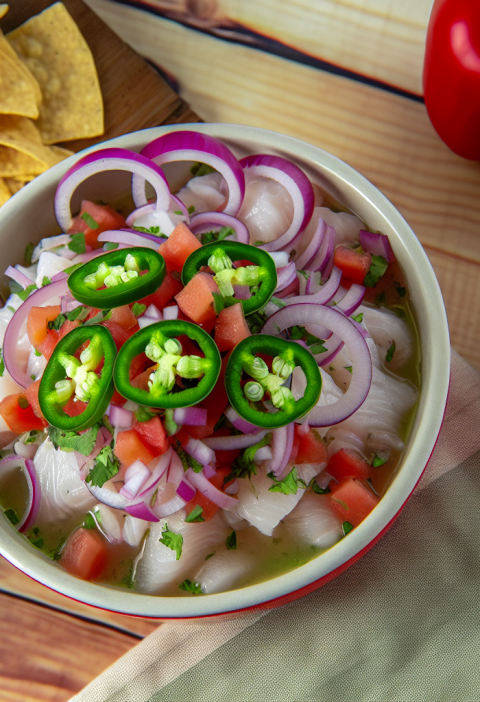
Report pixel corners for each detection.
[360,305,415,372]
[236,174,294,245]
[194,549,255,594]
[176,172,226,214]
[283,492,343,549]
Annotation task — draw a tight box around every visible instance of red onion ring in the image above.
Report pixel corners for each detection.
[240,154,314,252]
[97,229,161,250]
[307,225,335,274]
[153,494,186,518]
[120,460,151,499]
[335,284,365,316]
[314,334,345,366]
[167,451,183,486]
[295,217,327,271]
[55,147,171,233]
[0,456,41,534]
[267,423,294,480]
[185,467,237,510]
[176,476,196,503]
[5,266,33,290]
[225,406,263,435]
[359,230,395,263]
[281,265,342,307]
[203,430,269,451]
[265,303,372,426]
[189,212,249,244]
[4,279,69,388]
[275,262,298,293]
[275,276,300,299]
[125,501,160,522]
[134,131,245,216]
[173,407,208,426]
[184,437,216,467]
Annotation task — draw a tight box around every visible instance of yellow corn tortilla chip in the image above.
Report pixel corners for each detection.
[0,114,72,169]
[0,5,8,20]
[7,2,104,144]
[0,29,42,107]
[4,177,26,194]
[0,49,39,119]
[0,177,11,206]
[0,145,46,178]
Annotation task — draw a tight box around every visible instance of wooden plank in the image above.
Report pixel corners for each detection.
[0,592,139,700]
[90,3,480,264]
[90,0,432,95]
[1,0,201,152]
[0,554,160,637]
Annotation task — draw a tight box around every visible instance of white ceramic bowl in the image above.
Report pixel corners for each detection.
[0,124,450,619]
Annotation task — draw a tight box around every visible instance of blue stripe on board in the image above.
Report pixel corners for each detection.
[111,0,425,104]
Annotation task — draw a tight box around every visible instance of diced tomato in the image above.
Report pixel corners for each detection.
[157,222,201,272]
[59,528,108,580]
[27,305,61,348]
[114,429,158,467]
[101,320,130,350]
[129,352,150,381]
[140,265,183,311]
[214,303,251,352]
[132,415,168,454]
[111,305,137,331]
[63,396,88,418]
[187,352,230,440]
[294,427,328,465]
[25,380,43,419]
[333,247,372,285]
[184,467,233,522]
[363,259,407,307]
[36,330,59,360]
[329,477,379,527]
[58,319,81,341]
[0,393,47,433]
[130,365,156,391]
[68,200,126,249]
[327,448,370,482]
[175,272,219,327]
[111,389,127,406]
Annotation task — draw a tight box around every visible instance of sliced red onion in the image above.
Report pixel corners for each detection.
[202,464,217,479]
[233,284,251,300]
[97,229,161,250]
[120,460,151,499]
[5,266,33,290]
[4,279,69,388]
[314,334,345,366]
[185,468,237,510]
[305,271,322,295]
[281,265,342,307]
[153,493,186,518]
[176,476,196,503]
[173,407,208,426]
[308,225,335,274]
[224,479,239,495]
[0,456,41,534]
[184,437,216,466]
[267,303,372,426]
[55,148,171,233]
[167,450,183,486]
[295,217,327,270]
[240,155,314,252]
[124,501,160,522]
[137,448,173,498]
[144,304,162,320]
[135,131,245,216]
[267,423,294,480]
[52,271,69,282]
[254,445,273,462]
[275,262,297,293]
[108,405,133,429]
[275,277,300,298]
[73,249,111,264]
[203,430,269,451]
[335,284,365,316]
[162,305,179,321]
[189,212,249,244]
[359,230,395,263]
[86,482,129,510]
[225,406,263,435]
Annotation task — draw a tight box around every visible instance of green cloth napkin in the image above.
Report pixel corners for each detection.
[71,349,480,702]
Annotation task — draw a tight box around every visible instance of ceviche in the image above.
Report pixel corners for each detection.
[0,131,420,596]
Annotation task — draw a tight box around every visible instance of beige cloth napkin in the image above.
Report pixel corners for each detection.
[71,349,480,702]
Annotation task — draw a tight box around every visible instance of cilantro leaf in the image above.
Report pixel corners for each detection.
[185,505,205,523]
[172,439,204,473]
[179,579,203,594]
[364,255,388,287]
[297,269,310,280]
[190,162,215,177]
[27,527,44,550]
[267,466,305,495]
[133,225,167,238]
[351,312,363,323]
[394,282,406,297]
[24,430,41,445]
[104,242,119,251]
[289,325,327,354]
[372,454,387,467]
[344,366,353,373]
[310,478,330,495]
[24,242,34,266]
[83,513,96,529]
[17,396,29,409]
[205,551,215,560]
[225,432,272,483]
[42,276,51,287]
[68,232,86,254]
[188,205,195,214]
[385,340,396,363]
[81,212,99,229]
[0,348,4,378]
[246,309,267,334]
[200,226,234,246]
[342,521,354,536]
[86,445,120,487]
[134,406,156,423]
[226,530,237,550]
[49,424,100,456]
[47,313,66,331]
[68,306,90,322]
[18,284,37,302]
[4,508,19,525]
[84,309,112,326]
[131,302,146,317]
[160,522,183,559]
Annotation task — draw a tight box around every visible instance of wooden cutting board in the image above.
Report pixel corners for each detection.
[1,0,201,151]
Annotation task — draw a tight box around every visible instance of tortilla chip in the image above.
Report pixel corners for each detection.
[0,144,46,178]
[0,49,39,119]
[0,114,73,169]
[7,2,104,144]
[0,30,42,107]
[49,144,74,160]
[0,5,8,20]
[0,177,11,206]
[4,177,26,195]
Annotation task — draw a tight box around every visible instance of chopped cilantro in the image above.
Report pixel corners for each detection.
[63,262,83,276]
[49,424,100,455]
[0,348,4,378]
[351,312,363,323]
[289,325,327,354]
[83,513,96,529]
[119,560,135,589]
[24,430,40,445]
[344,366,353,373]
[103,242,119,251]
[42,276,51,287]
[27,527,44,550]
[190,162,215,177]
[86,445,120,487]
[160,522,183,559]
[329,365,334,371]
[364,255,388,287]
[297,269,310,280]
[4,508,19,525]
[179,579,203,594]
[47,305,89,331]
[174,210,182,215]
[133,225,166,238]
[17,396,29,409]
[225,433,272,483]
[24,242,34,266]
[132,302,147,317]
[30,374,35,381]
[188,205,196,214]
[310,479,331,495]
[172,439,203,473]
[185,505,205,523]
[205,551,215,560]
[394,282,406,297]
[372,454,387,468]
[375,291,387,306]
[7,306,15,313]
[68,232,86,254]
[342,521,354,536]
[385,340,396,363]
[84,309,112,326]
[254,240,263,246]
[246,309,267,334]
[267,466,305,495]
[18,284,37,302]
[34,349,42,357]
[134,406,156,423]
[226,530,237,550]
[200,226,234,246]
[81,212,99,229]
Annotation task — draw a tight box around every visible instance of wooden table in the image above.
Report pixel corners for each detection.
[1,0,479,698]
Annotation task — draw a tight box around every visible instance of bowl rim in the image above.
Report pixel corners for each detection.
[0,123,450,618]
